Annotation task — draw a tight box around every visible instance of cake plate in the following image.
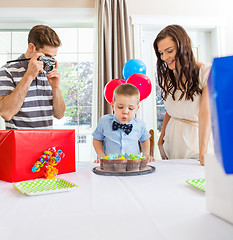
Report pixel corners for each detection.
[92,165,156,176]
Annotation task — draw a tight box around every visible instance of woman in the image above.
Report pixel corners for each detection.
[153,25,213,165]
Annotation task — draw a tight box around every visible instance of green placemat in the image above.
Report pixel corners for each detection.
[13,178,78,196]
[186,178,206,191]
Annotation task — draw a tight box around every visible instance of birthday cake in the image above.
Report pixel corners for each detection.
[100,154,149,172]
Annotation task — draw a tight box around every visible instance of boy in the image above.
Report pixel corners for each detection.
[93,83,153,162]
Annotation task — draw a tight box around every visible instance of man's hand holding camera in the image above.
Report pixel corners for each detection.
[26,53,44,80]
[26,53,61,89]
[46,61,61,90]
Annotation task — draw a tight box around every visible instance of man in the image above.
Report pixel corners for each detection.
[0,25,65,129]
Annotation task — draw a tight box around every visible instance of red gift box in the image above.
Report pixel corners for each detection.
[0,129,76,182]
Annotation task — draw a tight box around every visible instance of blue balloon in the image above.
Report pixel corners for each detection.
[122,59,146,80]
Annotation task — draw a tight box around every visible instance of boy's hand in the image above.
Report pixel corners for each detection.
[94,153,106,163]
[146,155,155,162]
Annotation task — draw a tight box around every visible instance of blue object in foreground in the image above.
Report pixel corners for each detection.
[208,55,233,174]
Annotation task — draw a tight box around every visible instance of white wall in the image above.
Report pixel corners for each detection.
[128,0,226,16]
[127,0,233,56]
[0,0,231,55]
[0,0,94,8]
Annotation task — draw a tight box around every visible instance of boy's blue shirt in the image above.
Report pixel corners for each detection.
[92,114,150,155]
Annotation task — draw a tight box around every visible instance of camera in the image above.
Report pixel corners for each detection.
[7,56,56,73]
[38,56,56,72]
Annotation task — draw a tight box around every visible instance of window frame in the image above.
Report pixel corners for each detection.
[131,15,223,159]
[0,8,98,162]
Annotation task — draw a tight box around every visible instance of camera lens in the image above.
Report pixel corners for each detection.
[41,57,56,72]
[44,64,54,72]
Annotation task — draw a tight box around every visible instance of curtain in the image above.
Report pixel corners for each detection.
[96,0,132,119]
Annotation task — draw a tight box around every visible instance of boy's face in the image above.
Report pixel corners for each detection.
[111,94,139,124]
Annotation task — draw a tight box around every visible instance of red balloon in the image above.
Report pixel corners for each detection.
[104,79,125,103]
[126,73,152,101]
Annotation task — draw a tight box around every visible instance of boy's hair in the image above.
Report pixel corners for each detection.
[113,83,140,103]
[28,25,61,50]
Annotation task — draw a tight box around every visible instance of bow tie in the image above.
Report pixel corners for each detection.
[112,121,133,135]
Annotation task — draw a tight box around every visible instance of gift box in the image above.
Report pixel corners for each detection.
[208,56,233,174]
[205,154,233,225]
[206,56,233,225]
[0,129,76,182]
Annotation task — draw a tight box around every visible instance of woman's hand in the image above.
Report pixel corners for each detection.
[199,152,205,166]
[157,112,170,160]
[198,85,211,167]
[158,143,168,160]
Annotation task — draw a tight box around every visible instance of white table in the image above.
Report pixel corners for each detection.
[1,159,233,240]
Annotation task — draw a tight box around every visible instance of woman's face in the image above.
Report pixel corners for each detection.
[157,36,177,71]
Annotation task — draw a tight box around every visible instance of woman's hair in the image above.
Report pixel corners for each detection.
[113,83,140,103]
[153,25,201,101]
[28,25,61,50]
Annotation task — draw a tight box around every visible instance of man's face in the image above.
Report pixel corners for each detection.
[35,45,58,58]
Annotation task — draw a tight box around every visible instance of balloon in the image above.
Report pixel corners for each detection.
[104,79,125,104]
[122,59,146,80]
[126,73,152,101]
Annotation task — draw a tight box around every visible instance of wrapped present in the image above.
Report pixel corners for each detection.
[208,56,233,174]
[0,129,75,182]
[205,154,233,225]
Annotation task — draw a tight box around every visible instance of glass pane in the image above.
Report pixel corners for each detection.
[76,61,93,107]
[57,54,78,80]
[78,53,93,62]
[156,87,164,105]
[12,53,23,60]
[0,32,11,53]
[155,69,165,133]
[61,80,79,107]
[64,106,79,126]
[0,54,11,67]
[157,106,166,132]
[78,106,92,127]
[78,28,93,53]
[55,28,78,53]
[12,32,28,53]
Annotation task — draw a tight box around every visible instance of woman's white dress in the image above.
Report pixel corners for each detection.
[163,63,214,159]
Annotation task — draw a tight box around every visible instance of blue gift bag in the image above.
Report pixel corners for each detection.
[208,56,233,174]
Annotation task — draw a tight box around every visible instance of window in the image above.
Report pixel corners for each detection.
[131,16,222,158]
[0,21,96,162]
[0,31,29,67]
[53,27,95,162]
[78,135,87,144]
[155,44,202,133]
[54,28,94,128]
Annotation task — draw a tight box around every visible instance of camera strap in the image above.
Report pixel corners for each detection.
[7,58,31,64]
